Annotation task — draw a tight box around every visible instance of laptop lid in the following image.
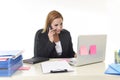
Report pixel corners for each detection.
[72,35,107,66]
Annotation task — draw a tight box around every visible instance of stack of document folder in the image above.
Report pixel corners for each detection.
[105,63,120,75]
[0,50,23,76]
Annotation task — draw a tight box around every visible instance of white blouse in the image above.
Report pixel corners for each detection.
[55,41,62,56]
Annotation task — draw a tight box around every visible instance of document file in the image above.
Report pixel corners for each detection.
[105,63,120,75]
[41,60,74,73]
[0,50,23,59]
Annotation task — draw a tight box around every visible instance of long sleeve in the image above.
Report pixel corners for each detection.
[34,29,56,58]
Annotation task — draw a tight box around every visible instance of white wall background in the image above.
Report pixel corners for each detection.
[0,0,120,64]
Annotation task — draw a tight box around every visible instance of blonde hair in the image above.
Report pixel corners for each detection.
[42,10,63,33]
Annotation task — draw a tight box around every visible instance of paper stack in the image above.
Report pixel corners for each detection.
[41,60,74,74]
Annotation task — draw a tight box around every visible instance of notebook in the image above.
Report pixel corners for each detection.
[23,57,49,64]
[69,35,107,66]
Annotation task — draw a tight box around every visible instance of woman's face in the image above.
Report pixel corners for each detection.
[51,18,63,34]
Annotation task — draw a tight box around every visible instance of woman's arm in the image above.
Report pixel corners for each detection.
[60,29,75,58]
[68,33,75,57]
[34,29,56,58]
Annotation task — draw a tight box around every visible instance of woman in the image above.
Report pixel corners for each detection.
[34,10,75,58]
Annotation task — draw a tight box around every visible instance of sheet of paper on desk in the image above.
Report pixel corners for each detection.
[41,60,74,74]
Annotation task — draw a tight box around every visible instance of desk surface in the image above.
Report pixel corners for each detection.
[0,59,120,80]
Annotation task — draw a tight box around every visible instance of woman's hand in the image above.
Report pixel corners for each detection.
[48,28,55,42]
[74,53,77,58]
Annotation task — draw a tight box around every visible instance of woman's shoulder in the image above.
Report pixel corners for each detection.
[36,29,43,33]
[36,29,47,34]
[35,29,47,37]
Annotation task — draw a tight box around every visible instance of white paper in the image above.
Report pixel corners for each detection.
[0,50,23,59]
[41,60,74,73]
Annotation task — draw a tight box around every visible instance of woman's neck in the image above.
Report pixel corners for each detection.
[54,33,60,42]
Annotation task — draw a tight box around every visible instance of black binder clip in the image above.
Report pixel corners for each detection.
[50,69,68,73]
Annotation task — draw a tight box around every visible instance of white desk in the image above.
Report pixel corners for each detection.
[0,59,120,80]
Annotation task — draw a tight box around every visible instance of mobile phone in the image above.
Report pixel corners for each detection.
[47,26,52,31]
[48,26,56,32]
[49,26,52,30]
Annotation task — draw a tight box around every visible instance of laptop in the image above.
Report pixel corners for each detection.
[69,35,107,66]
